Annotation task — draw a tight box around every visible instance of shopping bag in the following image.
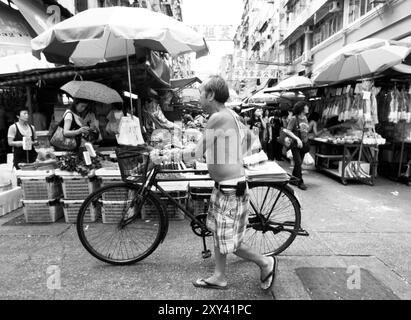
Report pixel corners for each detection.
[303,153,314,166]
[50,126,78,150]
[116,115,145,146]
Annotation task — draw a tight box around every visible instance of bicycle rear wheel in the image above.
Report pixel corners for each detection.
[244,181,301,256]
[77,183,166,265]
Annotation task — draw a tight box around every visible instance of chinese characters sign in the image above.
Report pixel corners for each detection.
[189,25,235,41]
[230,67,280,80]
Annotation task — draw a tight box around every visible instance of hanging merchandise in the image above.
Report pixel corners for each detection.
[117,115,145,146]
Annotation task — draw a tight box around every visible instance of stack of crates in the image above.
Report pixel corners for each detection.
[141,181,188,221]
[20,172,64,223]
[58,171,101,223]
[188,181,214,216]
[95,168,132,224]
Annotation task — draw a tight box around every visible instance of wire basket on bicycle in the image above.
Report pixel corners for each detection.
[115,145,154,183]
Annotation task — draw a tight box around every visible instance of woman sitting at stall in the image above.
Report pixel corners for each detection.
[307,112,323,138]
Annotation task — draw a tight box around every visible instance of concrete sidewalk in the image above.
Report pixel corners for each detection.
[0,167,410,300]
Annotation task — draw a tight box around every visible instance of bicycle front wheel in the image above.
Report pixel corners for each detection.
[244,181,301,256]
[77,183,166,265]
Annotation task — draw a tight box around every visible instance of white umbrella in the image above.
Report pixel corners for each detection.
[0,53,54,75]
[31,7,209,110]
[264,76,313,92]
[312,38,411,85]
[31,7,208,66]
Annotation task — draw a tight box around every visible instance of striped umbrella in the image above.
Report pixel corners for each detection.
[31,7,208,110]
[31,7,208,66]
[264,76,313,92]
[312,38,411,85]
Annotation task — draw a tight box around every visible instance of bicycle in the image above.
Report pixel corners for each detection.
[76,146,309,265]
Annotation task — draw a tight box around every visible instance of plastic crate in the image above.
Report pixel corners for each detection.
[23,199,63,223]
[99,176,129,201]
[62,200,100,223]
[141,191,186,221]
[101,200,138,224]
[20,176,63,200]
[61,176,100,200]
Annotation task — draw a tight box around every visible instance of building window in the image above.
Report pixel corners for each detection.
[313,10,343,47]
[348,0,377,24]
[76,0,88,12]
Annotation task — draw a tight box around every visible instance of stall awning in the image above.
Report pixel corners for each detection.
[170,77,202,89]
[0,59,171,94]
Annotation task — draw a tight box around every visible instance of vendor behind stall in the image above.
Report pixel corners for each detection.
[7,108,38,169]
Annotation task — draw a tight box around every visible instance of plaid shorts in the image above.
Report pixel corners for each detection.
[206,186,249,255]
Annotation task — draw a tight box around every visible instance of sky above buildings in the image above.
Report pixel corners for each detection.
[181,0,243,80]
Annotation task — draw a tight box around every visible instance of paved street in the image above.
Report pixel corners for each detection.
[0,165,410,300]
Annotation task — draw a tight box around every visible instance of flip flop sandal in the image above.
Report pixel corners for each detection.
[261,256,278,290]
[192,279,228,290]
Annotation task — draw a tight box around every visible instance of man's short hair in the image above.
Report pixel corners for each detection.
[204,75,230,104]
[15,108,29,117]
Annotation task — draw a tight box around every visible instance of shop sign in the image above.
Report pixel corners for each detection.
[189,25,235,41]
[230,68,279,80]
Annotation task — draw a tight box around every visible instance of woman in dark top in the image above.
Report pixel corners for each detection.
[7,108,38,169]
[284,101,310,190]
[269,110,284,161]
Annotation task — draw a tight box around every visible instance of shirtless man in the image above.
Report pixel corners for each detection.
[190,75,278,290]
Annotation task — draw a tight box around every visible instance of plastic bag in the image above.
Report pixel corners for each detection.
[303,153,314,166]
[116,115,145,146]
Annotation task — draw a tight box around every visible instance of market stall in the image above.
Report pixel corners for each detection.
[307,38,411,186]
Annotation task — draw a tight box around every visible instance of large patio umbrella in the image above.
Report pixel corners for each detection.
[31,7,209,66]
[31,6,209,109]
[264,76,313,92]
[312,38,411,85]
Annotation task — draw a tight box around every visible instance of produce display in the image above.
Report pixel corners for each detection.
[56,152,103,176]
[315,128,386,145]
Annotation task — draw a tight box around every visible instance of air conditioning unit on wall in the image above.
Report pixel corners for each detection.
[329,1,341,13]
[301,51,313,66]
[369,0,387,5]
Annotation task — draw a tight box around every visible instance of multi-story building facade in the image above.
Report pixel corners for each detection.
[281,0,411,77]
[231,0,285,97]
[57,0,192,78]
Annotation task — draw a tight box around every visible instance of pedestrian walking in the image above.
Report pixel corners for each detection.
[191,75,278,291]
[269,110,284,161]
[284,101,310,190]
[7,108,38,170]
